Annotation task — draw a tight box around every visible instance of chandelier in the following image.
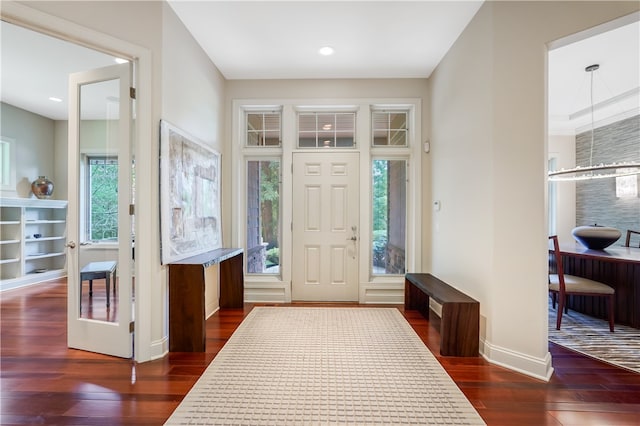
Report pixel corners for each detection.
[548,64,640,182]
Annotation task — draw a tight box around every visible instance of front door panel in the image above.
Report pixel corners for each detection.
[292,152,359,301]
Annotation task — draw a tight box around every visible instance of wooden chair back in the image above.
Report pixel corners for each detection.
[625,230,640,248]
[548,235,565,293]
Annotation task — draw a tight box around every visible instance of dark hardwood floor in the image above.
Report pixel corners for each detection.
[2,279,640,425]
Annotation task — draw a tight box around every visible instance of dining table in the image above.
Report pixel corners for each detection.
[557,243,640,329]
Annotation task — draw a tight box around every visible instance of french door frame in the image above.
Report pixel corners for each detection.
[1,2,155,362]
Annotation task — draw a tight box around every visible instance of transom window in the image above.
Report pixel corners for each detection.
[298,112,355,148]
[246,112,281,146]
[372,111,408,146]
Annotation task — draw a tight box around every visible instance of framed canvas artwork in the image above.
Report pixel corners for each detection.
[159,120,221,264]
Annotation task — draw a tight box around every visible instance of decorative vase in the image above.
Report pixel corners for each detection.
[571,225,621,250]
[31,176,54,199]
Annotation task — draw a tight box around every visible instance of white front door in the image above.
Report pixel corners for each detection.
[67,63,133,358]
[292,152,359,301]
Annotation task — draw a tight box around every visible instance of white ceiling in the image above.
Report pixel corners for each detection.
[166,0,484,79]
[0,20,121,121]
[548,18,640,134]
[1,1,638,135]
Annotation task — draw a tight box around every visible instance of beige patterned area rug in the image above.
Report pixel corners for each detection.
[548,302,640,374]
[165,307,485,425]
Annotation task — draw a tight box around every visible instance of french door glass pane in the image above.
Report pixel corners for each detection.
[246,160,280,274]
[372,159,406,275]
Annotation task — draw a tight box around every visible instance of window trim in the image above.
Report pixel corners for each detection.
[232,98,422,302]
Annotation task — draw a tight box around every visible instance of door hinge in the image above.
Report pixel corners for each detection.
[130,87,136,99]
[129,321,135,333]
[129,204,135,215]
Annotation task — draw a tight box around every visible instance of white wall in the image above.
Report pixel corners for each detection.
[548,134,576,243]
[429,1,639,380]
[159,1,227,351]
[0,102,56,199]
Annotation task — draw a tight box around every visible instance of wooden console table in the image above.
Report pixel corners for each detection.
[168,248,244,352]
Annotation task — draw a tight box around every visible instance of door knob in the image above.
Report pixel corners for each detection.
[66,241,76,249]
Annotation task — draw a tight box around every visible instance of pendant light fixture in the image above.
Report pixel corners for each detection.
[548,64,640,181]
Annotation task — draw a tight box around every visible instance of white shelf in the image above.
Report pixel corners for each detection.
[0,198,68,209]
[26,252,65,260]
[0,198,68,290]
[25,236,65,243]
[25,220,66,224]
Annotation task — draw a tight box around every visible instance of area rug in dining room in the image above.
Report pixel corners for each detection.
[548,301,640,374]
[164,307,486,425]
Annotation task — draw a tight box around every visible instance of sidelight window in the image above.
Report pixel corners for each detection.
[246,159,281,274]
[372,159,407,275]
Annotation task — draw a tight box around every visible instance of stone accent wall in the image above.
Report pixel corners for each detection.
[576,115,640,244]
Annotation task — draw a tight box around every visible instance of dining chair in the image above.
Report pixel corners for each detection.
[548,235,615,332]
[624,229,640,248]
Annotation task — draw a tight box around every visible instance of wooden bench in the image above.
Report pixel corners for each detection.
[405,273,479,357]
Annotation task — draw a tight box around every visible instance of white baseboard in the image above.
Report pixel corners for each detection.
[360,284,404,304]
[481,339,554,381]
[148,336,169,361]
[244,286,287,303]
[0,271,66,292]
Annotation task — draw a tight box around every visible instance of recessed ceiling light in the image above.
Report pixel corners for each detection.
[318,46,334,56]
[48,97,62,103]
[114,57,128,64]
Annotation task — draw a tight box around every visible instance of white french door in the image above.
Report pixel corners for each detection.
[291,152,360,301]
[67,63,134,358]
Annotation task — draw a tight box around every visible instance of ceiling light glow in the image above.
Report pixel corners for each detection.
[48,97,62,102]
[318,46,334,56]
[114,58,128,64]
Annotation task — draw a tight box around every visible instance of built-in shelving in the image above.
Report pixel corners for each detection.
[0,197,68,291]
